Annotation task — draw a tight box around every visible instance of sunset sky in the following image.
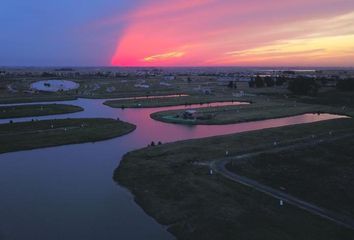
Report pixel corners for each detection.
[1,0,354,67]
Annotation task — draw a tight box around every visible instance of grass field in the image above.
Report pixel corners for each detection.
[103,94,241,108]
[226,134,354,217]
[115,117,354,240]
[298,90,354,108]
[0,118,136,153]
[0,104,83,119]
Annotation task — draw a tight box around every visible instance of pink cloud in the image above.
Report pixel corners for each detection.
[107,0,354,66]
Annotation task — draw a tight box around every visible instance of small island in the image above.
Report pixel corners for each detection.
[150,97,351,125]
[0,118,136,153]
[0,104,83,119]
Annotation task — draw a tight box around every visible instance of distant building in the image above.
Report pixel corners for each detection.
[183,110,197,119]
[163,75,176,81]
[160,82,172,87]
[217,77,235,84]
[237,76,252,82]
[134,84,150,89]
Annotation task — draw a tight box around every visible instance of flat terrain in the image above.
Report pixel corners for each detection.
[116,117,354,240]
[0,118,136,153]
[0,104,83,119]
[299,90,354,108]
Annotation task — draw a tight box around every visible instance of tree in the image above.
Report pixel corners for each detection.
[264,76,275,87]
[255,75,264,88]
[275,77,286,86]
[288,77,320,96]
[41,72,55,77]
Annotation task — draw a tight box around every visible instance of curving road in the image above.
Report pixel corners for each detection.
[211,132,354,230]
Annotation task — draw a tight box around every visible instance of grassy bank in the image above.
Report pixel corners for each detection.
[0,92,184,104]
[0,95,77,104]
[0,118,136,153]
[0,104,83,119]
[103,95,241,108]
[226,134,354,217]
[151,98,352,125]
[115,117,354,240]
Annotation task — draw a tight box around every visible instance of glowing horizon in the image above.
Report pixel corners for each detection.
[109,0,354,67]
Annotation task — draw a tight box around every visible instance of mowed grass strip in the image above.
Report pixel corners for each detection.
[0,104,83,119]
[0,118,136,153]
[104,95,237,108]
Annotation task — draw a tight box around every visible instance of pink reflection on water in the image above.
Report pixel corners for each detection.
[119,105,349,145]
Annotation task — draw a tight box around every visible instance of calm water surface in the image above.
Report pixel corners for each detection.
[0,98,347,240]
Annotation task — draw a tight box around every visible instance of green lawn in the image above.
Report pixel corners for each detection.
[0,118,136,153]
[0,104,83,119]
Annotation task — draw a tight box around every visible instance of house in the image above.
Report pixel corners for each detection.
[134,84,150,89]
[183,110,197,119]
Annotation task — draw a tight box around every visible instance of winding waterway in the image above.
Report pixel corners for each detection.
[0,98,347,240]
